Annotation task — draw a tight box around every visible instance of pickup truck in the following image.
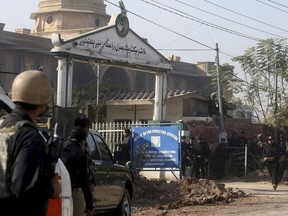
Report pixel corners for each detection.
[0,88,133,216]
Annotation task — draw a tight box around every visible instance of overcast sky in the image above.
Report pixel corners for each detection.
[1,0,288,80]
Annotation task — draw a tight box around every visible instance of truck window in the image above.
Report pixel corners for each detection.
[93,135,113,162]
[87,133,100,160]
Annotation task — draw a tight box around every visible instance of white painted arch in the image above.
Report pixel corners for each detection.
[50,14,171,120]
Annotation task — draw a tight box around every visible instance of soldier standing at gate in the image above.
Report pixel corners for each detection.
[181,136,192,177]
[191,135,210,179]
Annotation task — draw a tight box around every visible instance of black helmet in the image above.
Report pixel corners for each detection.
[70,126,87,142]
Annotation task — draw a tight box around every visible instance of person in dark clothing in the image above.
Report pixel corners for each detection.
[278,133,287,151]
[277,134,288,183]
[237,130,248,148]
[115,128,132,164]
[61,126,93,216]
[74,116,96,196]
[74,116,90,136]
[181,136,191,177]
[0,70,61,216]
[262,136,287,190]
[188,136,195,177]
[215,138,229,180]
[207,92,219,117]
[191,135,210,179]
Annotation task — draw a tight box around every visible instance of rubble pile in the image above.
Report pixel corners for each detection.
[133,176,249,210]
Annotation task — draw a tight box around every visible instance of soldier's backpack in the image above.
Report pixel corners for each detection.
[0,120,34,198]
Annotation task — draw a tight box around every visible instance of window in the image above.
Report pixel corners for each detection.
[87,133,100,160]
[98,142,112,161]
[95,18,101,27]
[87,132,112,162]
[46,16,54,25]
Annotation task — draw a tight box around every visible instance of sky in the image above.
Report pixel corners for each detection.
[1,0,288,80]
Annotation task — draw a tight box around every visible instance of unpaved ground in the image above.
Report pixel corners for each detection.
[132,172,288,216]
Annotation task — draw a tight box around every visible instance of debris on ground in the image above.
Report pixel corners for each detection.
[132,176,250,211]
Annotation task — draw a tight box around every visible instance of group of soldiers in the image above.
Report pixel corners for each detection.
[180,135,210,179]
[180,131,288,190]
[180,135,230,180]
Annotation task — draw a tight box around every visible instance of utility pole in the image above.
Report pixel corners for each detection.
[274,63,278,140]
[215,43,227,143]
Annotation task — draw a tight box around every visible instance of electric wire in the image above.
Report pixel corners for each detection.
[105,0,259,59]
[173,0,287,39]
[104,0,258,91]
[105,0,215,50]
[141,0,261,41]
[266,0,288,9]
[203,0,288,34]
[104,1,285,94]
[256,0,288,14]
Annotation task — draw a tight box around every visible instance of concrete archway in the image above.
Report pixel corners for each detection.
[51,13,171,120]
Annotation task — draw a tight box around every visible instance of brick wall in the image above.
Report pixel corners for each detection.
[187,118,268,144]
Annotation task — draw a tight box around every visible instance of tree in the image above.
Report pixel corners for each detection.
[72,79,124,122]
[209,63,242,102]
[233,38,288,127]
[208,63,243,118]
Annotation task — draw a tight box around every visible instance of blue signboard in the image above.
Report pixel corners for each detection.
[132,126,180,168]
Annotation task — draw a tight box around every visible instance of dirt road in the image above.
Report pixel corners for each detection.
[216,180,288,216]
[132,179,288,216]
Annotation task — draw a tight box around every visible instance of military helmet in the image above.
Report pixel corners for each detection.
[12,70,52,105]
[70,126,87,142]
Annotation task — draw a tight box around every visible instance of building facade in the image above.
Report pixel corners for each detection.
[0,0,215,122]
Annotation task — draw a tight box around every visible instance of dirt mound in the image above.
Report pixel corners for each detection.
[133,176,249,210]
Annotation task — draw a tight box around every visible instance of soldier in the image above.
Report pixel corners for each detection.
[0,70,61,215]
[191,135,210,179]
[188,136,195,177]
[181,136,192,177]
[215,138,229,179]
[262,136,287,190]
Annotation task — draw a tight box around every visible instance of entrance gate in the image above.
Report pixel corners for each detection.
[50,9,171,121]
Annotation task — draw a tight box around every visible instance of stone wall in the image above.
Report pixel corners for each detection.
[187,118,269,144]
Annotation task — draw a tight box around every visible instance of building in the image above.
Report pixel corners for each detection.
[0,0,216,123]
[0,23,56,90]
[30,0,111,40]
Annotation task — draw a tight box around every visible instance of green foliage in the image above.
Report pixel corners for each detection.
[209,63,243,103]
[233,38,288,126]
[131,143,149,180]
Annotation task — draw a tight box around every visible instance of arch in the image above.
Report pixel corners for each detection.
[51,16,171,120]
[102,67,131,90]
